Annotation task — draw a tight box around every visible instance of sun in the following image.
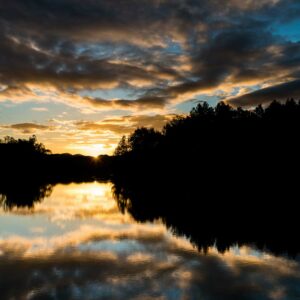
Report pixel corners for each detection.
[67,143,114,157]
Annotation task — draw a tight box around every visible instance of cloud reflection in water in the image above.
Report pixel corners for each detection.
[0,182,300,300]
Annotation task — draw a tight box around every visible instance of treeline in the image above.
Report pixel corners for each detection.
[112,99,300,182]
[0,135,112,183]
[111,99,300,255]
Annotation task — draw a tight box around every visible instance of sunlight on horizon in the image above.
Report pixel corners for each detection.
[53,142,116,157]
[1,0,300,157]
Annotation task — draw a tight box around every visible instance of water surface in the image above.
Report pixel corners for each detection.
[0,182,300,299]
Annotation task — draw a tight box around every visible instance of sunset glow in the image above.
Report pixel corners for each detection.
[1,1,300,155]
[1,2,300,298]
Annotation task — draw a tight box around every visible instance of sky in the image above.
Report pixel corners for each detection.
[0,0,300,155]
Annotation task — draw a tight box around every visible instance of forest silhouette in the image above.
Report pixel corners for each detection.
[111,99,300,256]
[1,100,300,256]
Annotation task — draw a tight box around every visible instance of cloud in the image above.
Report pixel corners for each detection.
[226,79,300,107]
[85,95,169,110]
[31,107,49,112]
[75,114,174,134]
[0,235,299,300]
[1,181,300,299]
[1,0,300,155]
[1,123,52,134]
[1,1,300,111]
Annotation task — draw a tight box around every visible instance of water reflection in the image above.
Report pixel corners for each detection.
[0,182,300,299]
[0,182,53,210]
[112,178,300,257]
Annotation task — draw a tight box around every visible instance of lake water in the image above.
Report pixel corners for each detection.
[0,182,300,300]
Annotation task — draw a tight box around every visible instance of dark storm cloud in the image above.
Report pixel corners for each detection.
[85,95,169,109]
[227,79,300,107]
[1,0,300,109]
[165,30,300,99]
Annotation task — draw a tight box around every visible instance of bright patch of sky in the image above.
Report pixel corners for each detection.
[165,41,183,54]
[79,88,137,101]
[0,101,129,125]
[174,95,220,113]
[0,101,76,124]
[274,19,300,42]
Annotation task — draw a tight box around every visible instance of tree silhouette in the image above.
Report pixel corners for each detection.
[0,135,51,154]
[114,136,130,156]
[128,127,162,153]
[110,99,300,256]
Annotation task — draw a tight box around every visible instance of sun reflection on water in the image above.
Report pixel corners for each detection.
[0,182,300,300]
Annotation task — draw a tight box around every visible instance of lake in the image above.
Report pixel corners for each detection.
[1,182,300,299]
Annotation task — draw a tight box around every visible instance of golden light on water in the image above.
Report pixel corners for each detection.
[66,182,107,197]
[1,182,300,299]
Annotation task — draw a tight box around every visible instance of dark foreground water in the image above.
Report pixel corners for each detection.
[0,182,300,300]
